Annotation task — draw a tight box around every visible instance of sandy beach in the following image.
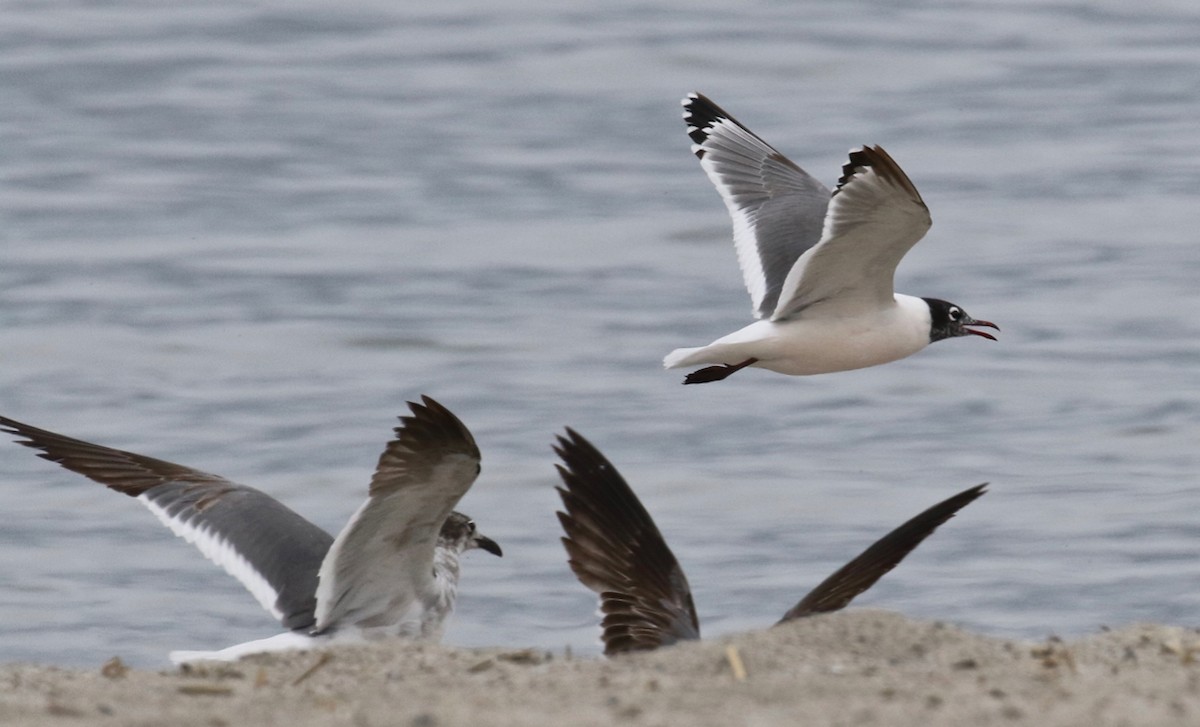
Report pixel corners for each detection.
[5,611,1200,726]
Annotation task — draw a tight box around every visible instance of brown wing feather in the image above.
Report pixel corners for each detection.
[554,429,700,656]
[0,415,224,494]
[368,395,480,498]
[779,483,987,622]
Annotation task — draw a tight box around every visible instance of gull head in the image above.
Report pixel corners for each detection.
[439,511,503,557]
[923,298,1000,343]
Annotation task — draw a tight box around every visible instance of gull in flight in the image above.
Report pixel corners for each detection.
[553,428,985,655]
[0,396,501,663]
[664,93,998,384]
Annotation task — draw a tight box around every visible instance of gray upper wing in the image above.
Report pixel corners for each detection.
[554,428,700,656]
[0,415,332,631]
[684,93,831,319]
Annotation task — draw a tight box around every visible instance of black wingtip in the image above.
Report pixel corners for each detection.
[681,92,724,125]
[835,145,878,192]
[833,144,924,206]
[681,92,735,154]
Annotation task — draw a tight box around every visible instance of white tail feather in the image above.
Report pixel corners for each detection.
[662,346,707,370]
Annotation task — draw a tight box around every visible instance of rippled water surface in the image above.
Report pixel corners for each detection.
[3,0,1199,666]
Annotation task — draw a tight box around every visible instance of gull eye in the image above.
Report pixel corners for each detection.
[467,520,477,535]
[949,306,963,321]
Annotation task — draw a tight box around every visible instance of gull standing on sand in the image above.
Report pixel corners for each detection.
[0,396,501,663]
[553,428,985,655]
[664,93,998,384]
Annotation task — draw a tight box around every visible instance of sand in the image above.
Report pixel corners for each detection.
[4,611,1200,726]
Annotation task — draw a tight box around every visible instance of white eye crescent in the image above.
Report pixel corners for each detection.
[949,307,963,321]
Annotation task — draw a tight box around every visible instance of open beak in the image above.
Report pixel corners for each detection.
[473,534,503,557]
[964,318,1000,341]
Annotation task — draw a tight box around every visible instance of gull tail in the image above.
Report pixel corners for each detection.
[665,345,759,384]
[662,346,707,370]
[169,631,323,665]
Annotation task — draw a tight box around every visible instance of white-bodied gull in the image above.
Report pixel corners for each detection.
[664,93,998,384]
[553,428,985,655]
[0,396,501,663]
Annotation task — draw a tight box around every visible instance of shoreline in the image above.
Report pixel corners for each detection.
[5,610,1200,726]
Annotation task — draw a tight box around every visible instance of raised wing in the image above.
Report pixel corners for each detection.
[684,93,832,320]
[313,396,481,632]
[779,483,987,622]
[772,145,932,321]
[0,415,332,631]
[553,428,700,656]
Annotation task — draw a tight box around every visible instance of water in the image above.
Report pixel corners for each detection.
[2,0,1199,667]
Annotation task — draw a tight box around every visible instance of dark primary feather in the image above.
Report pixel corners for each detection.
[778,483,987,623]
[0,414,334,631]
[553,428,700,656]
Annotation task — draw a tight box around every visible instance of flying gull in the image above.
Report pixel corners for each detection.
[0,396,501,663]
[553,428,985,655]
[664,93,999,384]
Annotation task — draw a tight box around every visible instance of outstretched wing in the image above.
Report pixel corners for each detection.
[553,428,700,656]
[0,415,332,631]
[779,483,987,622]
[313,396,481,632]
[683,92,832,320]
[772,145,932,321]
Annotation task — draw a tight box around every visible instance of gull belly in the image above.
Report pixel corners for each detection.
[665,294,933,376]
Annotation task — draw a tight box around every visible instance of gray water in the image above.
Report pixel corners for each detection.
[2,0,1199,667]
